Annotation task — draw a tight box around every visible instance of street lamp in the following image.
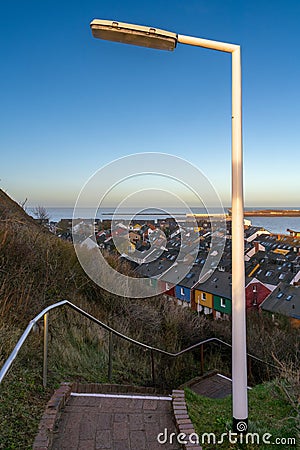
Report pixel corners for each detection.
[90,18,248,432]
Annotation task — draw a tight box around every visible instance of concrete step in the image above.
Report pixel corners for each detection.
[73,382,171,396]
[181,371,252,399]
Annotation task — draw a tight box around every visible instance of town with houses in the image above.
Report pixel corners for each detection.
[44,214,300,328]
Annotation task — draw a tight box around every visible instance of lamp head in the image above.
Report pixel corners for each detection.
[90,19,177,51]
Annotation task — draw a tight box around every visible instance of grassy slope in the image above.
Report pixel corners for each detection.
[0,190,37,223]
[185,381,299,449]
[0,191,84,448]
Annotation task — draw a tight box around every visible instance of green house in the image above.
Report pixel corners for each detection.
[194,271,233,319]
[213,294,232,317]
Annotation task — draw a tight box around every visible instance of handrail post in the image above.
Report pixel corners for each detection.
[108,331,113,382]
[150,349,155,386]
[200,344,204,375]
[247,354,252,383]
[43,313,49,388]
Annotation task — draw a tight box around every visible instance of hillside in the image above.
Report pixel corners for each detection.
[0,189,40,226]
[0,189,85,324]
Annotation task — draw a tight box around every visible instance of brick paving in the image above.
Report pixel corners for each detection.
[51,394,183,450]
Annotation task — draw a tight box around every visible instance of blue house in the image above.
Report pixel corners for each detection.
[175,284,191,303]
[174,267,203,304]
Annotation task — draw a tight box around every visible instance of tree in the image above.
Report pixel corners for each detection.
[33,205,50,225]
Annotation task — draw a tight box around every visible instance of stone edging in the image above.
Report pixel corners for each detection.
[172,389,202,450]
[32,382,73,450]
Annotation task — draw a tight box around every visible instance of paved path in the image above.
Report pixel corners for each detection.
[52,393,182,450]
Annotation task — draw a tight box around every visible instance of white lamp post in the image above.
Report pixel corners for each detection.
[90,18,248,432]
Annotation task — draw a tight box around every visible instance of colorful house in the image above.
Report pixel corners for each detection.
[245,278,272,310]
[159,280,176,299]
[174,267,204,306]
[175,284,191,303]
[193,288,213,315]
[193,271,232,318]
[213,294,232,318]
[164,283,176,298]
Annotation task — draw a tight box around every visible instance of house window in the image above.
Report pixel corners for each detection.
[220,298,226,308]
[286,295,293,301]
[266,271,272,277]
[252,285,257,293]
[277,292,284,299]
[201,292,206,300]
[180,287,184,296]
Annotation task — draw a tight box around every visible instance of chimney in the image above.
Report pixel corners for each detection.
[254,241,259,253]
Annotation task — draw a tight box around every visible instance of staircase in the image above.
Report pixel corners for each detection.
[33,383,202,450]
[1,301,276,449]
[182,371,233,399]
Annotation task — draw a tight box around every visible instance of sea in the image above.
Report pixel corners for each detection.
[27,206,300,236]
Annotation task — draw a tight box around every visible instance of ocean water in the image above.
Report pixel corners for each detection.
[28,206,220,222]
[27,207,300,235]
[246,217,300,235]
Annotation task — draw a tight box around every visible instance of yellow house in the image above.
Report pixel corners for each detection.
[194,288,213,309]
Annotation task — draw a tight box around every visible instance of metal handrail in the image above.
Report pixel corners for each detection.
[0,300,280,387]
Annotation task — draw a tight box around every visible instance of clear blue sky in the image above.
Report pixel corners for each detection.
[1,0,299,208]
